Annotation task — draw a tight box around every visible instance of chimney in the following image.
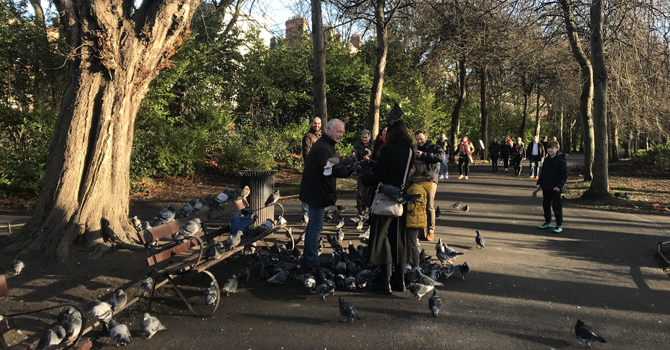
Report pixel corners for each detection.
[285,15,307,42]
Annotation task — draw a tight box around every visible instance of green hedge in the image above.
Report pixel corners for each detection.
[632,142,670,168]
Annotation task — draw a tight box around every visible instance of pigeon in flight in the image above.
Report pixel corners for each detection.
[461,205,469,212]
[339,297,361,323]
[140,274,154,295]
[428,289,442,317]
[11,260,24,275]
[476,230,485,248]
[264,190,280,207]
[109,289,128,311]
[205,282,218,305]
[575,319,607,345]
[109,319,133,346]
[408,282,434,300]
[153,203,176,226]
[222,275,238,296]
[451,201,461,209]
[140,313,166,339]
[90,300,113,330]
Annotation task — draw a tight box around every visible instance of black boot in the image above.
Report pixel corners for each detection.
[392,264,406,292]
[374,264,392,295]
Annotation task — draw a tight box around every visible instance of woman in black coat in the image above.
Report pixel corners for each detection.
[489,138,501,172]
[362,120,415,294]
[500,136,512,172]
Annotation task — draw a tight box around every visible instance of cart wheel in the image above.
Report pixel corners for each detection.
[170,270,220,317]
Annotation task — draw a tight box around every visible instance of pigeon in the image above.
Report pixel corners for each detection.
[140,274,154,295]
[131,216,142,232]
[153,203,176,225]
[51,325,67,343]
[436,207,441,218]
[174,218,201,241]
[223,231,243,251]
[237,267,251,282]
[140,313,166,339]
[193,198,204,212]
[177,200,195,218]
[109,319,132,346]
[109,289,128,311]
[216,189,230,204]
[11,260,24,275]
[316,280,336,300]
[222,275,238,296]
[238,186,251,200]
[575,319,607,345]
[259,219,273,231]
[56,306,76,323]
[356,219,364,232]
[444,243,464,260]
[476,230,485,248]
[461,205,469,212]
[90,300,113,329]
[387,103,403,125]
[417,269,444,287]
[345,276,356,290]
[335,274,346,289]
[143,221,152,231]
[304,274,317,291]
[451,201,461,209]
[338,297,361,322]
[264,190,280,207]
[359,226,370,240]
[62,309,83,342]
[439,265,459,280]
[459,262,471,280]
[435,238,449,264]
[268,270,290,284]
[35,329,60,350]
[428,289,442,317]
[205,281,218,305]
[408,283,434,300]
[337,228,345,243]
[378,183,421,204]
[205,241,226,260]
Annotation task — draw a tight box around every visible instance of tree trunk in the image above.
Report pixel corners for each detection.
[4,0,200,263]
[450,58,467,162]
[611,122,619,162]
[585,0,609,197]
[519,92,529,139]
[311,0,328,129]
[368,0,389,139]
[480,66,488,160]
[559,107,564,150]
[534,84,540,137]
[568,119,575,154]
[559,0,595,181]
[624,130,632,158]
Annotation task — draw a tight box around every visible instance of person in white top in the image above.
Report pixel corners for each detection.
[526,135,546,179]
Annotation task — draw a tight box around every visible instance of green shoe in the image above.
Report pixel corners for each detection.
[552,226,563,233]
[537,223,552,229]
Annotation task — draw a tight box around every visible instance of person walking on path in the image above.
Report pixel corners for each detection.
[526,135,546,179]
[362,120,415,294]
[489,138,500,172]
[541,136,549,152]
[300,117,322,224]
[457,136,475,180]
[404,161,432,268]
[299,119,353,269]
[536,140,568,233]
[511,136,526,177]
[414,130,445,240]
[436,132,451,180]
[501,136,512,173]
[352,130,375,217]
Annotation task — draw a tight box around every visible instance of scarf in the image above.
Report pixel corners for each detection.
[459,141,472,155]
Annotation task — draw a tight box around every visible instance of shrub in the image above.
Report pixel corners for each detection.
[632,143,670,168]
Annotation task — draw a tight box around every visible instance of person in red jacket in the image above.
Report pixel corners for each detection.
[457,136,475,180]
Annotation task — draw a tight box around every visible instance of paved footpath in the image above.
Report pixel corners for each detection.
[4,154,670,349]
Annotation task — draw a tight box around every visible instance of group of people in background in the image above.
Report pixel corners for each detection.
[298,116,568,295]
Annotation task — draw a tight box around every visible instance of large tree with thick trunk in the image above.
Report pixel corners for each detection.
[312,0,328,128]
[4,0,200,263]
[559,0,594,181]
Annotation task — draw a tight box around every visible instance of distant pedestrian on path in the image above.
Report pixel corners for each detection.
[299,119,353,269]
[300,117,322,224]
[405,161,431,267]
[541,136,549,152]
[415,130,445,240]
[511,136,526,177]
[501,136,512,173]
[526,135,545,179]
[536,141,568,233]
[352,130,375,217]
[457,136,475,180]
[489,138,500,172]
[436,132,451,180]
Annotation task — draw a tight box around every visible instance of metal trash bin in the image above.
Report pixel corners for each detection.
[238,170,277,222]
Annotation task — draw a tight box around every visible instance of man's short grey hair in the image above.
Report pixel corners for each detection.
[361,129,371,136]
[327,119,345,128]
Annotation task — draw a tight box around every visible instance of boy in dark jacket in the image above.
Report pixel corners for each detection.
[526,135,546,179]
[536,141,568,233]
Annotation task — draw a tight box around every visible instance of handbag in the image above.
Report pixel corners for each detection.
[370,148,413,217]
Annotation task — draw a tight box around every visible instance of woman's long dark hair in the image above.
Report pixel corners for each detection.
[385,120,414,147]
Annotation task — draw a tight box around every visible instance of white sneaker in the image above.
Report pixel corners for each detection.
[445,175,448,179]
[439,175,444,179]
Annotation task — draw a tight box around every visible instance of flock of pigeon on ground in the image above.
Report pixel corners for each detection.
[6,183,608,348]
